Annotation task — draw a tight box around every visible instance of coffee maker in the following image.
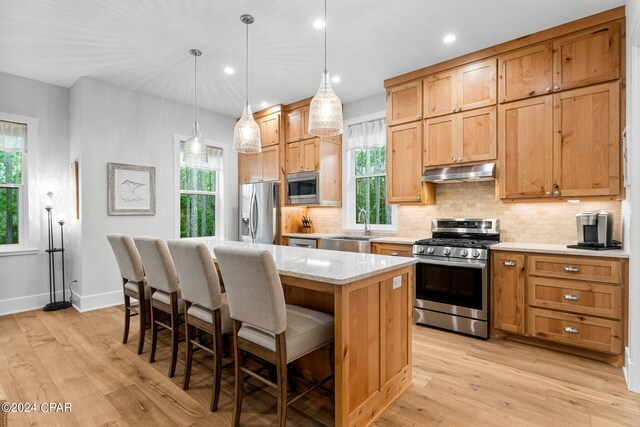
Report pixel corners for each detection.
[575,211,615,248]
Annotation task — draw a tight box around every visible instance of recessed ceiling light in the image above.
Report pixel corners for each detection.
[313,19,325,29]
[224,66,235,75]
[331,75,341,83]
[443,34,456,44]
[260,102,269,108]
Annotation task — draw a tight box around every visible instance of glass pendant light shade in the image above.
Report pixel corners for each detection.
[308,70,343,137]
[184,48,207,167]
[233,102,261,153]
[183,121,208,167]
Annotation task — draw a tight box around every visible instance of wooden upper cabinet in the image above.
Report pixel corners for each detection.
[260,113,280,146]
[499,43,553,103]
[552,23,620,91]
[285,138,319,173]
[387,81,422,125]
[459,106,496,163]
[423,114,456,167]
[553,82,620,197]
[457,58,497,111]
[301,138,320,171]
[498,96,553,199]
[424,70,457,118]
[238,152,262,184]
[285,142,301,173]
[423,106,496,168]
[286,106,312,142]
[387,122,423,203]
[492,252,526,334]
[261,145,280,181]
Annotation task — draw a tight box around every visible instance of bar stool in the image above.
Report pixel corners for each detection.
[214,246,334,427]
[167,239,232,411]
[134,237,184,378]
[107,233,150,354]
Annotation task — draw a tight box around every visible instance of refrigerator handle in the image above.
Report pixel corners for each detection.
[248,188,255,240]
[251,190,259,240]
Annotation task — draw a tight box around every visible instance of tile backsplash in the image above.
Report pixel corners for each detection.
[307,181,622,244]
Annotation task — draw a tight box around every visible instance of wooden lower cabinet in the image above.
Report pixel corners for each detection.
[492,252,526,334]
[371,242,413,257]
[491,250,627,365]
[527,308,622,354]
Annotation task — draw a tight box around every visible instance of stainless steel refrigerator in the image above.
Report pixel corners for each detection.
[239,181,280,244]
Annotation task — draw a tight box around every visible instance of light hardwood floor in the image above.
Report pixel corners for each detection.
[0,306,638,426]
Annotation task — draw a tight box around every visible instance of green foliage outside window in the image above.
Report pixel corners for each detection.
[0,151,22,245]
[354,147,392,225]
[180,166,216,238]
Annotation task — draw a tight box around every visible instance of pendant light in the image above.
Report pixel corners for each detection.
[308,0,343,137]
[233,14,261,153]
[183,48,207,167]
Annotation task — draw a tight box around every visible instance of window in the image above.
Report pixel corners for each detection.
[0,121,27,246]
[179,143,223,238]
[344,116,397,231]
[354,146,392,225]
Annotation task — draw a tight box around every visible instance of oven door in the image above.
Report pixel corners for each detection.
[414,257,488,320]
[287,172,320,205]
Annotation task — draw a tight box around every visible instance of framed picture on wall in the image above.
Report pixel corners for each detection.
[107,162,156,215]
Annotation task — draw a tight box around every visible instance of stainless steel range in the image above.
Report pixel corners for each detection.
[412,218,500,339]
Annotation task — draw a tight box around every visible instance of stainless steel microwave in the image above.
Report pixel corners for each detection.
[287,171,320,205]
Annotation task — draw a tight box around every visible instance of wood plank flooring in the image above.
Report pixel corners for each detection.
[0,306,638,426]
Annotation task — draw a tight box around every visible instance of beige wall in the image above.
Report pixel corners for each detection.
[308,181,622,244]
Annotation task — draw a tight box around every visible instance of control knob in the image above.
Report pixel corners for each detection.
[443,248,452,256]
[427,247,435,254]
[472,250,481,258]
[418,247,425,254]
[460,249,469,257]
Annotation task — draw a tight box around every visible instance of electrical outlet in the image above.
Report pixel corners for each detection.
[392,276,402,289]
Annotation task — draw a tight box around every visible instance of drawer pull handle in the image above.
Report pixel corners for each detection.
[564,294,579,301]
[503,260,516,266]
[564,326,579,334]
[390,251,399,256]
[564,266,579,272]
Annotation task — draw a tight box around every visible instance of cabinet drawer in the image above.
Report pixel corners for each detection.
[528,255,622,284]
[372,243,413,257]
[527,277,621,319]
[527,308,622,354]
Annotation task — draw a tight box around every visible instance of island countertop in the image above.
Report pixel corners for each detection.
[189,238,418,285]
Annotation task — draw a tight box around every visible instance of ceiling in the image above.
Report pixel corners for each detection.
[0,0,625,117]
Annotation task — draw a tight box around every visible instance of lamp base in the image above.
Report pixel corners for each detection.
[43,301,72,312]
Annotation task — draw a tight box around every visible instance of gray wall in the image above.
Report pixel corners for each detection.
[343,93,386,121]
[0,71,70,314]
[70,78,237,310]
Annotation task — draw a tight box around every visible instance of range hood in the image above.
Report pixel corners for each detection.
[421,163,496,184]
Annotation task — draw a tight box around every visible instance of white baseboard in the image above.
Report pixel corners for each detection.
[0,290,66,316]
[624,347,640,393]
[72,289,123,312]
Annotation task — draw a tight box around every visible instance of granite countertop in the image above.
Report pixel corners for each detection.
[492,242,629,259]
[191,238,417,285]
[282,233,420,245]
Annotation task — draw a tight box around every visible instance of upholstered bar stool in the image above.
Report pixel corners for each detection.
[214,246,334,427]
[107,233,150,354]
[134,237,184,378]
[167,239,232,411]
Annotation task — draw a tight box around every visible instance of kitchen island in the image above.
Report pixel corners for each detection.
[193,238,417,427]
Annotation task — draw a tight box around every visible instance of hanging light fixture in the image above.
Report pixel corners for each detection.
[183,48,207,167]
[233,14,261,153]
[308,0,343,137]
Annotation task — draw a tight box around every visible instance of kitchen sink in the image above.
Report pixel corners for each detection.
[318,235,373,253]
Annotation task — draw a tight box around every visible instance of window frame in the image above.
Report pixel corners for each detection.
[0,112,38,254]
[173,134,225,240]
[342,111,398,233]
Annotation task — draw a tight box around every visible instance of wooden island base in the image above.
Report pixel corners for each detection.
[279,265,415,427]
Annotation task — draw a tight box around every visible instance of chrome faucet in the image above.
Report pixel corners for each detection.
[358,208,370,236]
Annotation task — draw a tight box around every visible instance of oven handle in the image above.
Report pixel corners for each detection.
[413,257,486,269]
